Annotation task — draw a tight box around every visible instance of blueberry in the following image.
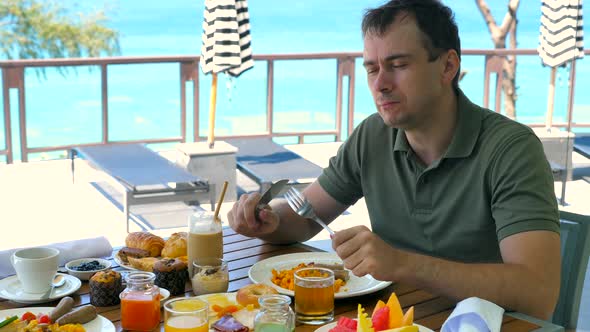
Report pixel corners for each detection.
[72,260,105,271]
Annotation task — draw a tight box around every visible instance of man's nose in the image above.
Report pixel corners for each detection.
[372,70,393,93]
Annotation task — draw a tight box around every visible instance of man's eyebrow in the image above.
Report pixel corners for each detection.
[363,54,412,67]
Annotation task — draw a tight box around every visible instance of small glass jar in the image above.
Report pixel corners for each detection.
[120,272,161,331]
[254,295,295,332]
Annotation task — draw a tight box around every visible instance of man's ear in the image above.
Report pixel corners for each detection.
[441,49,460,85]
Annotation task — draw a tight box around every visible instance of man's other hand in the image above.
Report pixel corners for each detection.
[331,225,400,281]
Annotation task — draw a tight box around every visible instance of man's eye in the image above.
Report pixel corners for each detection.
[391,63,407,69]
[366,68,378,75]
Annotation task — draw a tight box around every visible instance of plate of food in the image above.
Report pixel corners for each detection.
[248,252,392,299]
[0,302,115,332]
[114,231,188,271]
[192,285,278,332]
[315,293,433,332]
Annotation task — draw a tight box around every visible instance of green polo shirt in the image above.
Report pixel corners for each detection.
[318,90,559,263]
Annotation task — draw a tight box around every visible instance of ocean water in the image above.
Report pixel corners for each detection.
[1,0,589,161]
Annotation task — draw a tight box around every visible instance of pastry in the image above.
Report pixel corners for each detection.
[89,270,122,307]
[128,256,160,272]
[162,232,188,258]
[153,258,189,296]
[117,247,150,263]
[125,232,165,257]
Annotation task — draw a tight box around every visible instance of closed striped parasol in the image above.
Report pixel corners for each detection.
[201,0,254,148]
[539,0,584,67]
[538,0,584,129]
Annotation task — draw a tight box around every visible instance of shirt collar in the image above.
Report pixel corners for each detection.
[392,89,482,159]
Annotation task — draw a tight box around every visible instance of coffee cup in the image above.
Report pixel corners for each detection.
[11,247,60,293]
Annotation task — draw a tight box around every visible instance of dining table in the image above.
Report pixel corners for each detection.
[0,228,565,332]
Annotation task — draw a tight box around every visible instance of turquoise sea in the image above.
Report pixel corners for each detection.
[1,0,589,161]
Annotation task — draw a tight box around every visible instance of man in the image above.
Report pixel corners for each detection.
[228,0,560,320]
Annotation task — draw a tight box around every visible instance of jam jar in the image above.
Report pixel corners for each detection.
[254,294,295,332]
[120,271,161,331]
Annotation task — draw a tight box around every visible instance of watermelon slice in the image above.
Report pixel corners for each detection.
[371,306,390,331]
[336,316,358,330]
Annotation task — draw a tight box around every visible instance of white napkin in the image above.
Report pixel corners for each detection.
[0,236,113,279]
[441,297,505,332]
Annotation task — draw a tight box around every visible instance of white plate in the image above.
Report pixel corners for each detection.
[194,292,259,330]
[113,252,138,271]
[159,288,170,306]
[0,307,115,332]
[248,253,392,299]
[315,321,434,332]
[0,273,82,304]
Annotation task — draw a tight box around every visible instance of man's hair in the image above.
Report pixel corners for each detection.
[362,0,461,91]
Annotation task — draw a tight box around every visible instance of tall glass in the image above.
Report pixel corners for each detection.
[188,210,223,276]
[294,267,334,325]
[164,297,209,332]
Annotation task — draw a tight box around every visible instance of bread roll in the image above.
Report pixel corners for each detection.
[125,232,165,257]
[162,232,188,258]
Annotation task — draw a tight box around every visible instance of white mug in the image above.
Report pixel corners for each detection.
[11,247,60,293]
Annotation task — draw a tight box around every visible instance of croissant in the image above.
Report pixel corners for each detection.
[125,232,165,257]
[162,232,188,258]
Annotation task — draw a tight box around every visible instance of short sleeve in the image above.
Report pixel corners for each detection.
[317,122,365,206]
[489,132,560,241]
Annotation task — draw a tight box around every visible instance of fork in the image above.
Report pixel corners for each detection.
[284,187,335,236]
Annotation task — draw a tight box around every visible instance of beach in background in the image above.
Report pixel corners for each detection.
[1,0,589,161]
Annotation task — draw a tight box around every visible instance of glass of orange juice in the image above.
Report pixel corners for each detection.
[294,267,334,325]
[164,297,209,332]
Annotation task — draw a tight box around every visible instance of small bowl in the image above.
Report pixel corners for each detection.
[65,258,112,280]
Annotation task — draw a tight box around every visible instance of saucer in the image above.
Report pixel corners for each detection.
[0,273,82,304]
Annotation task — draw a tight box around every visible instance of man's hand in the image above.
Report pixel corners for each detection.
[227,192,280,238]
[331,225,402,281]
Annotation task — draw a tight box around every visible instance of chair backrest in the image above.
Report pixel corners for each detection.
[552,210,590,328]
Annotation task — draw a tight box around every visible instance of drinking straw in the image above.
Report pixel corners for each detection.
[213,181,229,222]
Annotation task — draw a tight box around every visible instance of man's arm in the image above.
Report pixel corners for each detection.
[332,228,561,320]
[228,181,349,244]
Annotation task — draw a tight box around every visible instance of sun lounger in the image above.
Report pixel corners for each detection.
[225,138,323,193]
[574,136,590,159]
[70,144,215,232]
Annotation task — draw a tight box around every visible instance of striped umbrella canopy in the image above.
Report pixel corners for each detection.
[201,0,254,148]
[538,0,584,128]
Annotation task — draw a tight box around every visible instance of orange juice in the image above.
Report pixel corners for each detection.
[294,283,334,315]
[165,316,208,332]
[121,292,161,331]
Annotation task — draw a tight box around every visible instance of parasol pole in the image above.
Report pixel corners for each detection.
[208,73,218,149]
[545,66,556,131]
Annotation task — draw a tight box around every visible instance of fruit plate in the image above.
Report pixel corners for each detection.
[193,292,259,331]
[315,321,434,332]
[0,307,115,332]
[248,252,392,299]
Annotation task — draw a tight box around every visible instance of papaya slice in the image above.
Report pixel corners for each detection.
[372,300,386,318]
[385,293,404,329]
[400,306,414,327]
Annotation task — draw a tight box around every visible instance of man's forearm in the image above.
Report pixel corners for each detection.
[396,251,558,320]
[257,199,320,244]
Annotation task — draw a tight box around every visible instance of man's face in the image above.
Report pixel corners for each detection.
[363,15,446,129]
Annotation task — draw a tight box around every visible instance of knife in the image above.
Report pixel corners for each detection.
[255,179,289,221]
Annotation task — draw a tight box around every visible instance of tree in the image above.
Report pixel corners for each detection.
[475,0,520,118]
[0,0,119,60]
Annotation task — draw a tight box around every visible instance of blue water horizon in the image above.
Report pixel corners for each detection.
[1,0,589,161]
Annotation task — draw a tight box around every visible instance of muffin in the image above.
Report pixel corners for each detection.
[89,270,122,306]
[153,258,188,296]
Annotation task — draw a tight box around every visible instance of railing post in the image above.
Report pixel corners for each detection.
[101,64,109,144]
[181,61,199,142]
[2,68,15,163]
[266,60,274,137]
[336,59,344,141]
[483,55,504,112]
[336,57,356,142]
[345,57,355,141]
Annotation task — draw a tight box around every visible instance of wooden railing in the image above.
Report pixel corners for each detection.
[1,49,589,163]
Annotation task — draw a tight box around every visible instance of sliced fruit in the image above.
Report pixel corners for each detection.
[328,325,356,332]
[400,306,414,327]
[357,304,375,332]
[371,306,390,331]
[385,293,403,329]
[336,316,357,330]
[372,300,386,318]
[380,325,419,332]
